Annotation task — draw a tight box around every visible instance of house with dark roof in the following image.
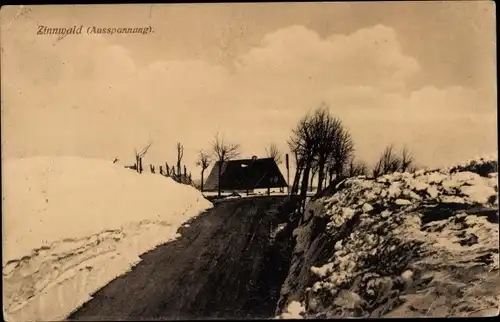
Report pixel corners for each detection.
[203,157,288,194]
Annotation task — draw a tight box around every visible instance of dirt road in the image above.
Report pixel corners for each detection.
[67,196,299,321]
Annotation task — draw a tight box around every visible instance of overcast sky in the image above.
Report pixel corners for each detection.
[1,2,497,177]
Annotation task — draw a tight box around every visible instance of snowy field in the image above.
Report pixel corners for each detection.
[278,155,499,318]
[2,156,213,321]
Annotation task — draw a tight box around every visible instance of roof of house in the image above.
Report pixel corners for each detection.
[203,157,287,191]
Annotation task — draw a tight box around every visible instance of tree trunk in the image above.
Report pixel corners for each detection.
[300,156,313,199]
[328,166,335,185]
[291,169,300,195]
[218,161,222,197]
[299,162,312,212]
[333,163,345,186]
[291,166,302,195]
[317,160,326,193]
[201,169,205,192]
[291,154,306,195]
[309,170,314,192]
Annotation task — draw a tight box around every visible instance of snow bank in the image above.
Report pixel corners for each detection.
[277,156,499,318]
[2,156,212,321]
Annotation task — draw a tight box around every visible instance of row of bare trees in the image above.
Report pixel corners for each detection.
[127,107,418,199]
[372,144,416,177]
[341,145,415,179]
[127,141,194,186]
[287,104,418,198]
[288,104,355,199]
[127,133,242,196]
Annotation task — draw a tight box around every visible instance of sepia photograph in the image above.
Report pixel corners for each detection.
[1,1,498,320]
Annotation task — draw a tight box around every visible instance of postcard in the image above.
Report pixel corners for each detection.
[1,2,498,321]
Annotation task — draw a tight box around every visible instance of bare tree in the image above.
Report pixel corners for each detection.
[288,110,317,199]
[287,105,355,197]
[322,122,355,189]
[309,160,319,192]
[372,159,381,178]
[196,151,211,192]
[347,158,369,177]
[372,144,402,177]
[332,129,355,182]
[176,142,184,175]
[266,143,283,165]
[212,132,240,197]
[165,162,170,176]
[400,146,414,173]
[287,144,305,195]
[313,105,335,193]
[134,141,153,173]
[315,109,353,192]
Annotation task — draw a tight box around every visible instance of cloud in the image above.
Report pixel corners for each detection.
[335,86,497,168]
[235,24,421,92]
[1,20,496,174]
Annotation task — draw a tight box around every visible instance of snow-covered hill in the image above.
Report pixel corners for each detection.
[276,156,499,318]
[2,156,213,321]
